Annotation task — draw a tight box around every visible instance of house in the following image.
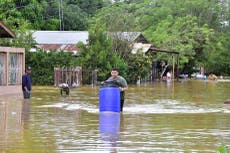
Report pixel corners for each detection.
[0,21,25,96]
[31,31,89,55]
[31,31,149,54]
[31,30,179,81]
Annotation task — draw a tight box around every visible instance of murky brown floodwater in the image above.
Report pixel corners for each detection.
[0,80,229,153]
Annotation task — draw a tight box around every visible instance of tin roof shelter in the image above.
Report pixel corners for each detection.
[131,43,179,80]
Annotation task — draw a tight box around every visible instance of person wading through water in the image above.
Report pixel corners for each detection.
[106,68,128,112]
[22,66,32,99]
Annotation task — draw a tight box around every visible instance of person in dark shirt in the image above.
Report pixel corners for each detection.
[22,66,32,99]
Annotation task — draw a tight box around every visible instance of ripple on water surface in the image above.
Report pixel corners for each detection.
[37,99,230,114]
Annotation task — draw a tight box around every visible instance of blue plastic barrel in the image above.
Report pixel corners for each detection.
[99,87,120,112]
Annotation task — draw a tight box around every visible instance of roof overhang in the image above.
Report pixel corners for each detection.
[131,43,179,55]
[0,21,16,38]
[149,46,179,54]
[131,43,152,54]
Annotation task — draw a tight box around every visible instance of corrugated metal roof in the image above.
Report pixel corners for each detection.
[32,31,88,44]
[131,43,152,54]
[32,31,148,54]
[109,32,142,42]
[32,31,146,45]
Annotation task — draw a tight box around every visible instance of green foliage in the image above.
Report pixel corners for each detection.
[0,0,31,31]
[26,50,79,85]
[61,4,89,30]
[77,22,127,83]
[91,2,138,32]
[14,0,48,30]
[66,0,104,16]
[0,0,107,31]
[145,15,215,70]
[206,33,230,75]
[1,0,230,81]
[127,51,152,83]
[217,144,230,153]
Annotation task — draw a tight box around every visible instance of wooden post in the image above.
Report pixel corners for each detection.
[176,54,179,81]
[5,53,7,85]
[172,55,175,79]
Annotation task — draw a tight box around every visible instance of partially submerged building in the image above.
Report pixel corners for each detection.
[31,30,179,83]
[0,21,25,96]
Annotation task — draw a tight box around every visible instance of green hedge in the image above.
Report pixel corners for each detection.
[25,50,79,85]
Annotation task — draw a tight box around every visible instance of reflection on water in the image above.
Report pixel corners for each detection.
[0,98,23,151]
[22,100,31,129]
[0,80,230,152]
[99,112,120,153]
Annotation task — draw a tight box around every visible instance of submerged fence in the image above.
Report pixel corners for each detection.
[54,67,101,87]
[54,67,82,87]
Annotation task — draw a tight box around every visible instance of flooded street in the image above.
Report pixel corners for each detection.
[0,80,229,152]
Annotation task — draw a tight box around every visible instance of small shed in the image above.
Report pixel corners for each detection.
[131,43,179,80]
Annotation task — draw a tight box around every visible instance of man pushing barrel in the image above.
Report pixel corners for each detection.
[106,68,128,112]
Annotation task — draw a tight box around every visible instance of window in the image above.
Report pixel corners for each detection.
[8,53,22,85]
[0,53,6,85]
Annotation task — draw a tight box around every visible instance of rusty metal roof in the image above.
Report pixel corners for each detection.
[36,44,78,51]
[32,31,88,52]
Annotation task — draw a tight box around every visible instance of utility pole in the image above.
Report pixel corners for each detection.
[58,0,62,30]
[58,0,64,30]
[61,0,64,30]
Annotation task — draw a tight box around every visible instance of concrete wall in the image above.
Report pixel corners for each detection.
[0,85,22,97]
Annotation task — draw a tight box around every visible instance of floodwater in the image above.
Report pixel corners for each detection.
[0,80,229,153]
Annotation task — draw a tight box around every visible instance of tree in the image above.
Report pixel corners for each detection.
[77,22,127,83]
[206,31,230,75]
[90,2,139,60]
[145,15,215,72]
[127,50,152,83]
[14,0,48,29]
[26,50,79,85]
[66,0,104,16]
[61,4,89,30]
[0,0,30,29]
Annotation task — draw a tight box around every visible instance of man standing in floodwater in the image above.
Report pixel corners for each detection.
[106,68,128,112]
[22,66,32,99]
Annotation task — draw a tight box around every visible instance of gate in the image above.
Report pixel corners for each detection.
[54,67,82,87]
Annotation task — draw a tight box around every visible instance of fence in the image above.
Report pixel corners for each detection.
[54,67,82,87]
